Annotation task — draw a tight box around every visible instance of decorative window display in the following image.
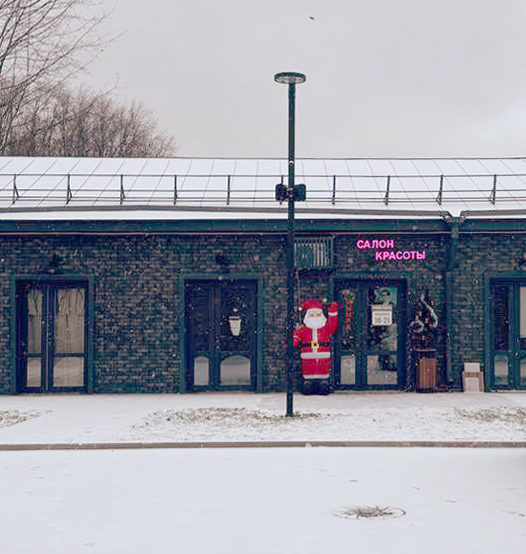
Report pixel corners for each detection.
[371,286,394,326]
[409,293,438,350]
[369,286,398,375]
[337,283,400,387]
[371,305,393,326]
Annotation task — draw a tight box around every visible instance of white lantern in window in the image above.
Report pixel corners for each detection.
[229,310,242,336]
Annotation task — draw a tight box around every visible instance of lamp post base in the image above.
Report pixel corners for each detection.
[286,391,294,417]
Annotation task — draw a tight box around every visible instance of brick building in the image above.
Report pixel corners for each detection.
[1,156,525,394]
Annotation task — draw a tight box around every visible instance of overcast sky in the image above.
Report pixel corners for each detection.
[84,0,526,158]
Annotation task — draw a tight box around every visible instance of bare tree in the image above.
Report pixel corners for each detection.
[0,1,106,153]
[6,85,178,157]
[0,1,178,157]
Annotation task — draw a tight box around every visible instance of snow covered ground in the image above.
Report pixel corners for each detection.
[0,392,525,553]
[1,446,525,554]
[0,391,526,445]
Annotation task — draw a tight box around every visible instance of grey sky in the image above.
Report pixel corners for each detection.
[84,0,526,158]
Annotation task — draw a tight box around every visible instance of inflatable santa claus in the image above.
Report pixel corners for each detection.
[293,300,338,395]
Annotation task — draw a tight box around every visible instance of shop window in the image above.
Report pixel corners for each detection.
[294,236,333,269]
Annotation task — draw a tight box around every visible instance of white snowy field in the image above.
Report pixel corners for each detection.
[1,391,526,445]
[1,392,525,553]
[0,447,525,554]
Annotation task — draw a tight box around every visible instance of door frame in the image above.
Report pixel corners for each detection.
[181,274,264,393]
[11,274,95,394]
[485,273,526,390]
[334,274,409,390]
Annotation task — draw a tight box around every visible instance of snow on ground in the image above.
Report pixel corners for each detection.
[127,404,526,442]
[0,391,526,444]
[1,447,525,554]
[0,410,39,429]
[1,392,526,553]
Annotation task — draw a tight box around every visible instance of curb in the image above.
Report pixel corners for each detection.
[1,440,526,451]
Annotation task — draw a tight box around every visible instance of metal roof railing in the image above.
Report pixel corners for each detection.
[1,172,526,207]
[1,156,526,218]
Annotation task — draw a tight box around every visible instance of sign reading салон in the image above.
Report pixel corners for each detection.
[355,237,427,263]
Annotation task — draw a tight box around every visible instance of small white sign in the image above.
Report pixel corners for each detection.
[371,306,392,326]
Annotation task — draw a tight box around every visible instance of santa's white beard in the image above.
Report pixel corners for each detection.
[304,315,327,329]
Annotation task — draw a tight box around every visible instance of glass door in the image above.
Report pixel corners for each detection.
[186,281,257,390]
[336,281,405,389]
[492,282,526,389]
[17,283,87,392]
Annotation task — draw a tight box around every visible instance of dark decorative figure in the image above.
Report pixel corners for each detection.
[410,293,438,350]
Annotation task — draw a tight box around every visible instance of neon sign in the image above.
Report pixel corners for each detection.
[355,237,428,263]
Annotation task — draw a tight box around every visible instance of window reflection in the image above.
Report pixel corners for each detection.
[53,358,84,387]
[220,355,251,385]
[367,354,397,385]
[494,285,509,351]
[27,358,41,387]
[55,288,85,354]
[340,289,357,351]
[494,354,508,386]
[194,356,209,386]
[340,355,355,385]
[27,288,42,355]
[368,285,398,383]
[368,285,398,354]
[520,355,526,387]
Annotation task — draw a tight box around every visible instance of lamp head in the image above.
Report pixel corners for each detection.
[274,72,306,85]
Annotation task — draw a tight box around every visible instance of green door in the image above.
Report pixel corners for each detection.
[492,282,526,389]
[186,280,257,390]
[336,280,406,389]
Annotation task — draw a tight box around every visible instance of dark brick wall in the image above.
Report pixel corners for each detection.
[1,227,523,394]
[450,232,526,387]
[0,233,289,394]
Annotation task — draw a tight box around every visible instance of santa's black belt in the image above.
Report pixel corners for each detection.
[306,342,331,348]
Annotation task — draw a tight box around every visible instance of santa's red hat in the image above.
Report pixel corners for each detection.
[301,300,323,311]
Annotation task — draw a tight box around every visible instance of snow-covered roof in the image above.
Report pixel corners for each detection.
[2,156,526,220]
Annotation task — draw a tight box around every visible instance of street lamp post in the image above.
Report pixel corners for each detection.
[274,71,306,417]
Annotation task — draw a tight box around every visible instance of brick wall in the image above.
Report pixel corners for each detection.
[451,232,526,387]
[0,233,289,394]
[1,227,522,394]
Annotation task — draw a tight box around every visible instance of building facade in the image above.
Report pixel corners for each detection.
[1,156,526,394]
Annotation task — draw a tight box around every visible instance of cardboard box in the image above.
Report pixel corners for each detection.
[462,371,484,392]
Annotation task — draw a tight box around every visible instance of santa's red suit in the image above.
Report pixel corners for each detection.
[293,301,338,381]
